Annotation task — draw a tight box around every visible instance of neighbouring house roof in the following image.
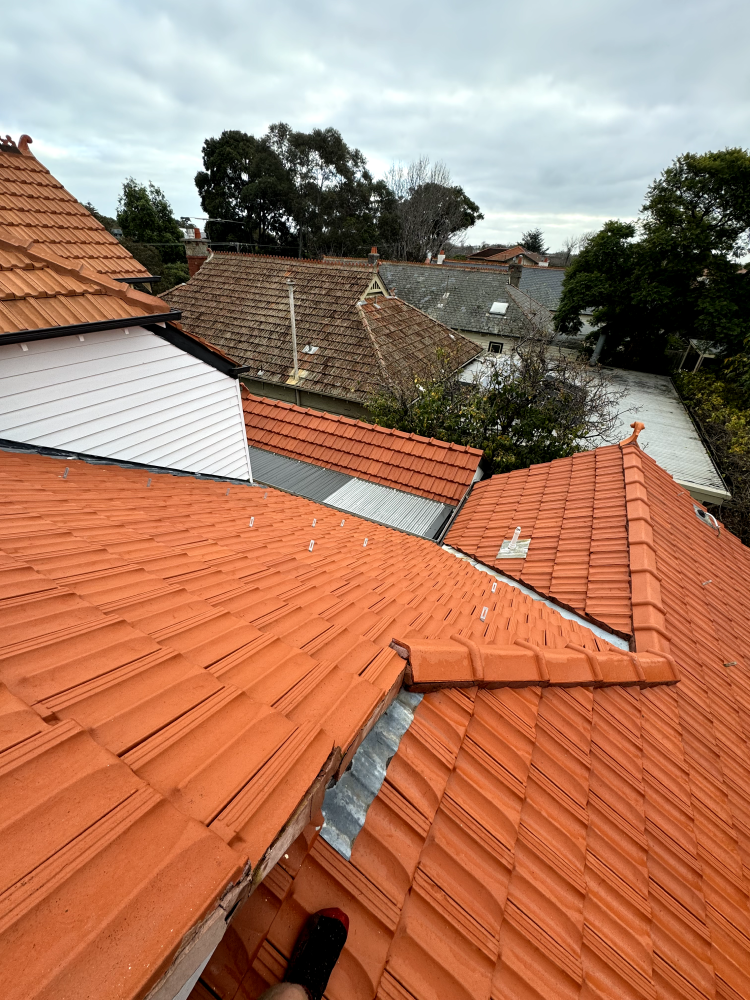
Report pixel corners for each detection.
[195,430,750,1000]
[0,444,656,1000]
[162,254,479,403]
[242,391,483,506]
[0,135,151,280]
[472,244,547,265]
[516,265,567,310]
[603,367,730,503]
[378,261,530,338]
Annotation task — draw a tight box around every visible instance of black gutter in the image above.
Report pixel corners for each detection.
[113,275,161,284]
[0,311,182,347]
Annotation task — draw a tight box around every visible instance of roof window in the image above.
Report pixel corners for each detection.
[488,301,508,316]
[302,344,319,354]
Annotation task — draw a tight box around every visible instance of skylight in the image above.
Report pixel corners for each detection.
[302,344,319,354]
[489,301,508,316]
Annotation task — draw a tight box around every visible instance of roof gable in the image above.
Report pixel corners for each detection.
[0,137,149,280]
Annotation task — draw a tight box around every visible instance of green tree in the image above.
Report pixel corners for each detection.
[675,366,750,545]
[117,179,186,265]
[368,339,623,475]
[266,123,379,256]
[195,131,295,251]
[520,228,547,254]
[554,148,750,370]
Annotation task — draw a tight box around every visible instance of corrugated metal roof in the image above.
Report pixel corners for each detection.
[604,367,729,500]
[247,445,454,538]
[324,478,453,538]
[248,444,351,501]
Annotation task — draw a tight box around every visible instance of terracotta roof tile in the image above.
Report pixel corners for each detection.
[208,438,750,1000]
[163,254,479,403]
[1,445,639,1000]
[0,139,149,279]
[242,391,482,505]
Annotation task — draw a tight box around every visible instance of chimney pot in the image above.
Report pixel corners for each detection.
[437,250,446,264]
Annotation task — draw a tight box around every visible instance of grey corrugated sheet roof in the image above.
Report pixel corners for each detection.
[248,445,351,501]
[248,445,454,538]
[378,262,528,337]
[516,267,567,310]
[604,368,730,501]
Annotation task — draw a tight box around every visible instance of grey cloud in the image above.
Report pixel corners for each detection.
[3,0,749,248]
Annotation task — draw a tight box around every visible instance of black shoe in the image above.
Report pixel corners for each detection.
[283,908,350,1000]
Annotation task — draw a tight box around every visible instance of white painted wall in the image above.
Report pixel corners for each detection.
[0,326,252,481]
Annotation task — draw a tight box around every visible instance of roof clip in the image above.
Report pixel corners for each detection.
[340,519,345,526]
[226,488,230,495]
[309,539,315,551]
[147,478,151,487]
[480,606,489,622]
[363,538,368,547]
[312,518,316,526]
[263,491,268,499]
[249,517,254,527]
[62,467,69,479]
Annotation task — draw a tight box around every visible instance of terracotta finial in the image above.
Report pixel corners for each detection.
[620,421,645,446]
[18,135,33,154]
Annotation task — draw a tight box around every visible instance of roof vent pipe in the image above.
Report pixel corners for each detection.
[286,279,299,382]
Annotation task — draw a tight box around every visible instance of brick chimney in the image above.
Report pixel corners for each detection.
[184,233,211,277]
[508,263,522,287]
[367,246,379,266]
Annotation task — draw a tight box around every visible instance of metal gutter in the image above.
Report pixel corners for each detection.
[0,311,182,347]
[113,275,161,284]
[442,543,630,650]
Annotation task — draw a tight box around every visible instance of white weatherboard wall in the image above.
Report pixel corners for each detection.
[0,327,252,480]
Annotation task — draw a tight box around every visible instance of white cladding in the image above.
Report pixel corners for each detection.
[0,326,252,480]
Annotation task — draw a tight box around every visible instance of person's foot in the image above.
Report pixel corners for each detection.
[283,908,350,1000]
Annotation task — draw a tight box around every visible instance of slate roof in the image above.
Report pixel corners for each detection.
[242,391,483,505]
[0,445,638,1000]
[378,261,529,337]
[516,265,567,311]
[163,254,479,402]
[0,136,150,280]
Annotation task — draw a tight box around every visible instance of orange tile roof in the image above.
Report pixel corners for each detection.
[198,436,750,1000]
[446,445,633,634]
[0,445,637,1000]
[0,136,150,280]
[242,391,483,505]
[0,239,173,335]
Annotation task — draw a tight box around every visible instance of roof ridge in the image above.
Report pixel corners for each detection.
[212,251,378,275]
[619,440,671,655]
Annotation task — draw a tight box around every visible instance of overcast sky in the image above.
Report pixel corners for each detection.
[4,0,749,249]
